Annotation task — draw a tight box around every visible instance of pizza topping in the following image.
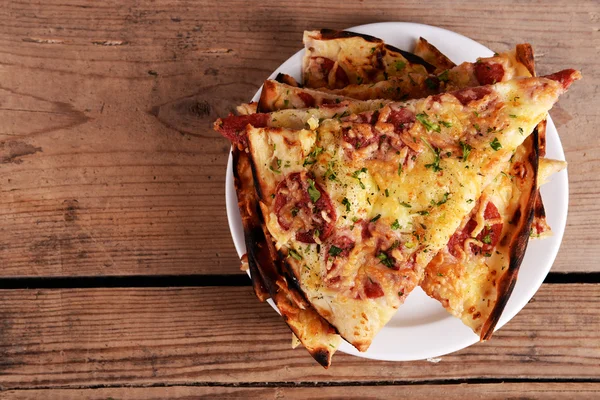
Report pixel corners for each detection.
[215,113,270,146]
[447,201,503,257]
[297,92,316,108]
[474,61,505,85]
[274,172,336,243]
[490,138,502,151]
[363,277,384,298]
[452,86,492,106]
[387,107,416,133]
[542,69,581,90]
[342,125,379,150]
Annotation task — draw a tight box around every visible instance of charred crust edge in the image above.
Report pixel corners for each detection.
[480,129,539,340]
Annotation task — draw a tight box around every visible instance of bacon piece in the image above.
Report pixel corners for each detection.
[474,61,505,85]
[452,86,492,106]
[273,172,336,244]
[363,278,384,298]
[387,107,416,133]
[214,114,269,146]
[542,69,582,90]
[298,92,316,108]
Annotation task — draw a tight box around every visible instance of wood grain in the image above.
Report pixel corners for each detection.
[0,0,598,278]
[4,383,600,400]
[0,285,598,389]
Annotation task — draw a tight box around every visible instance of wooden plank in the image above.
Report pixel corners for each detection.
[4,383,600,400]
[0,0,598,276]
[0,284,598,389]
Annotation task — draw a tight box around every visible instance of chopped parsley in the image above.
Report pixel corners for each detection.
[269,158,282,174]
[395,60,406,71]
[438,70,449,82]
[422,138,442,172]
[460,141,472,162]
[490,137,502,151]
[303,146,324,167]
[306,179,321,203]
[291,207,299,217]
[400,201,412,208]
[328,245,343,257]
[482,233,492,244]
[417,210,429,216]
[370,47,376,54]
[284,99,289,107]
[434,192,450,206]
[391,219,401,230]
[473,111,479,117]
[416,112,441,133]
[385,188,390,197]
[466,199,474,203]
[440,120,452,128]
[288,249,302,261]
[352,167,368,189]
[518,127,524,135]
[509,114,518,118]
[357,76,363,84]
[398,162,403,176]
[377,252,395,268]
[341,197,351,212]
[370,214,381,223]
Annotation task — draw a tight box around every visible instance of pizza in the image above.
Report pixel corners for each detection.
[216,29,580,367]
[413,37,456,73]
[217,70,579,354]
[303,29,434,89]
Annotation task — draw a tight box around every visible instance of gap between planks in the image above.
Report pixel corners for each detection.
[0,271,598,289]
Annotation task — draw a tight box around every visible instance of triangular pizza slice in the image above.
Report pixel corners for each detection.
[303,29,434,89]
[219,71,578,351]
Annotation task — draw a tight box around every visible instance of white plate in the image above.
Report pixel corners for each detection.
[225,22,568,361]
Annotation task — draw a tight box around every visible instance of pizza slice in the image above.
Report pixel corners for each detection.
[413,37,456,73]
[304,45,534,102]
[218,71,579,351]
[303,29,434,89]
[231,108,342,368]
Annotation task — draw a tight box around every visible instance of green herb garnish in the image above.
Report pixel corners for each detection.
[416,112,441,133]
[490,137,502,151]
[307,179,321,203]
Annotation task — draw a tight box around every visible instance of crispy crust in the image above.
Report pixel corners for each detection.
[481,129,539,340]
[318,29,435,72]
[258,80,348,113]
[275,73,301,87]
[244,136,341,367]
[413,37,456,73]
[515,44,552,236]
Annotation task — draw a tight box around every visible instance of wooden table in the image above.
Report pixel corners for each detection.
[1,0,598,398]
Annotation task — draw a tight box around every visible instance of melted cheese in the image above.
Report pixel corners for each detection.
[247,75,568,351]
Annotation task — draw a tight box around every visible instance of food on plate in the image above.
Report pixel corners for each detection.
[413,37,456,73]
[303,29,434,89]
[215,29,580,367]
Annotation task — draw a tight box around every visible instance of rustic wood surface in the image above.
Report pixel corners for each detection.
[1,0,599,397]
[0,285,598,389]
[4,383,600,400]
[0,0,598,277]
